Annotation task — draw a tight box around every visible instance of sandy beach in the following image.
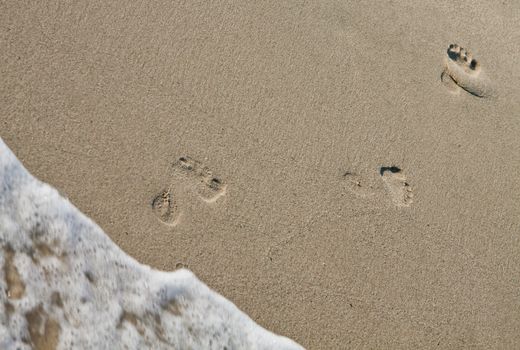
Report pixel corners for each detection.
[2,1,520,348]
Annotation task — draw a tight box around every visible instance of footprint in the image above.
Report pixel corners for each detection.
[441,44,492,97]
[341,170,376,198]
[197,176,226,203]
[379,166,413,207]
[151,157,226,226]
[3,246,26,299]
[151,188,180,226]
[25,304,61,350]
[171,156,227,203]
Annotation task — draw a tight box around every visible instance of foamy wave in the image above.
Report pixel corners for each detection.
[0,138,303,350]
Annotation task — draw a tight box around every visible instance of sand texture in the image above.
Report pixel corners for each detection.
[1,0,520,348]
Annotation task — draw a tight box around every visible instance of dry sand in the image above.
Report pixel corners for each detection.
[2,0,520,348]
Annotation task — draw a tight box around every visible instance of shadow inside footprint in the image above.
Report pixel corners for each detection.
[447,48,459,61]
[379,166,401,176]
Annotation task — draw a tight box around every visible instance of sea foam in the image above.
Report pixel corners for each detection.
[0,137,303,350]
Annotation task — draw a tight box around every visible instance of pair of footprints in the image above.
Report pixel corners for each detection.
[441,44,492,98]
[151,157,227,226]
[344,166,413,207]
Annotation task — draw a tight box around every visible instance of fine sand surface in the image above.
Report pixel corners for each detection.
[2,1,520,348]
